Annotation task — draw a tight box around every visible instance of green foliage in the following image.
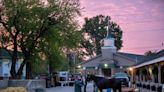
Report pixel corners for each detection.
[0,0,81,78]
[80,15,123,58]
[144,51,157,56]
[32,58,48,75]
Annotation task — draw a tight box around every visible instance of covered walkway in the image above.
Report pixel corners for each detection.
[128,50,164,92]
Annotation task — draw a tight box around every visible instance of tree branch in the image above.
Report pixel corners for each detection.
[0,16,14,38]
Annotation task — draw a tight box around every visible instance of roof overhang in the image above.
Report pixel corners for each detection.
[133,56,164,69]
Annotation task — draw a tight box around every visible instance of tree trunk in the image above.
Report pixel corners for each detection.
[16,48,31,79]
[16,57,32,79]
[16,59,26,79]
[10,57,17,79]
[26,61,32,79]
[10,37,18,79]
[49,60,53,75]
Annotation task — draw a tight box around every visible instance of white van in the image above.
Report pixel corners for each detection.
[58,71,69,81]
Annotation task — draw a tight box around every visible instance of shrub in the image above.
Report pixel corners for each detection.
[0,87,27,92]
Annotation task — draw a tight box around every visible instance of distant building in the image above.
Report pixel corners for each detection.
[0,48,26,79]
[79,26,145,77]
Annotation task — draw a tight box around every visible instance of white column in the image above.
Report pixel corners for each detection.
[139,69,142,81]
[131,69,134,83]
[149,65,153,82]
[152,66,155,82]
[158,64,161,83]
[99,68,103,75]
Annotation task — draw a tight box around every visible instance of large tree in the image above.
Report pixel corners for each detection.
[80,15,123,59]
[0,0,81,78]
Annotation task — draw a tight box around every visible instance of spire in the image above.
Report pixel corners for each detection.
[103,20,115,47]
[106,21,113,38]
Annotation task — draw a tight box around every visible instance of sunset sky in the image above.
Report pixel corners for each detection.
[79,0,164,55]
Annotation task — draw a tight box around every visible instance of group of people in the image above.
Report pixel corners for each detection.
[74,75,87,92]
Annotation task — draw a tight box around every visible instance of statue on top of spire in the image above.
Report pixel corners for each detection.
[106,20,113,38]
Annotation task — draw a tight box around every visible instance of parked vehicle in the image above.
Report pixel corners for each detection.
[113,72,129,87]
[58,71,69,81]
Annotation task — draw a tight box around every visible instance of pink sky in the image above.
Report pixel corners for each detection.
[79,0,164,55]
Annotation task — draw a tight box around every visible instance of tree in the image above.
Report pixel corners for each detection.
[0,0,81,78]
[80,15,123,58]
[144,51,157,56]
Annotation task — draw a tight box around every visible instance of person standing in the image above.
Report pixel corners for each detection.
[83,75,87,92]
[74,76,83,92]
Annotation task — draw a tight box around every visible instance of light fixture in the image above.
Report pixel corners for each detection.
[77,65,81,68]
[83,67,86,70]
[128,67,133,71]
[149,67,152,74]
[104,63,108,68]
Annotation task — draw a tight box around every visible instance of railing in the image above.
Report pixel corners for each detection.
[135,81,164,92]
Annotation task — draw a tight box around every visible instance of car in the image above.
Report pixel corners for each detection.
[113,72,129,87]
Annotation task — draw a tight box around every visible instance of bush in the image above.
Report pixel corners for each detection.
[0,87,27,92]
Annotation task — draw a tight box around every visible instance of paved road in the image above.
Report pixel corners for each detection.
[46,82,94,92]
[46,86,74,92]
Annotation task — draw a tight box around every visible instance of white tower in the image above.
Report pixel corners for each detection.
[101,23,116,59]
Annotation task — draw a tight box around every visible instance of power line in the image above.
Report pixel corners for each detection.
[122,48,163,52]
[122,45,163,50]
[121,44,164,52]
[122,47,163,51]
[80,14,164,25]
[123,29,164,33]
[82,9,162,17]
[118,20,164,25]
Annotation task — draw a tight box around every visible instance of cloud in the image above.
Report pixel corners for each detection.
[80,0,164,54]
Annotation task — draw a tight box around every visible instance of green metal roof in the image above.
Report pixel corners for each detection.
[0,48,11,59]
[0,48,23,59]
